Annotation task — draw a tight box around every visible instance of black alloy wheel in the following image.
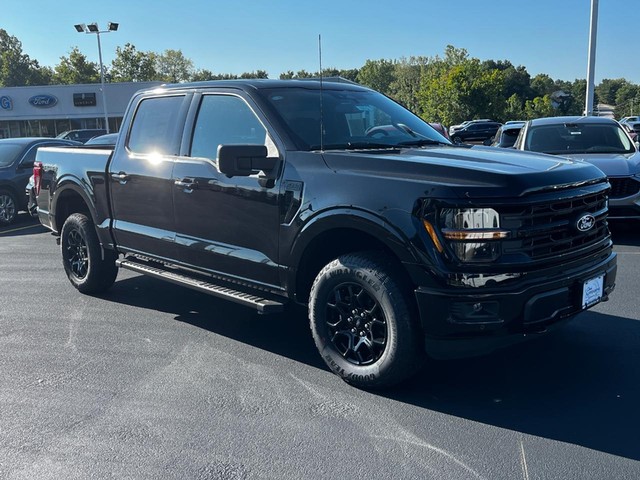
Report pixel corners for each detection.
[326,282,387,366]
[60,213,118,293]
[309,251,424,388]
[0,190,17,225]
[64,227,89,280]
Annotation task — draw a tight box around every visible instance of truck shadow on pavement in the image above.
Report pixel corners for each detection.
[392,311,640,461]
[104,274,326,370]
[103,275,639,461]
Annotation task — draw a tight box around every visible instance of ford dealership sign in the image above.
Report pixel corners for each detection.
[0,96,12,110]
[29,94,58,108]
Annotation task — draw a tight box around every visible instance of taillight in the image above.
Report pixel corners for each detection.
[33,161,43,196]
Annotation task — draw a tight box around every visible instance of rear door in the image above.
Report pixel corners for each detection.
[108,93,191,260]
[172,91,284,288]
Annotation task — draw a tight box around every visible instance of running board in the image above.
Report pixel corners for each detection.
[116,258,285,314]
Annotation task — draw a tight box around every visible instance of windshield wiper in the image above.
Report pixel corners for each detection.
[397,139,451,147]
[310,142,399,151]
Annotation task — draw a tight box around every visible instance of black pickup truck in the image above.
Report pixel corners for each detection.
[34,79,617,387]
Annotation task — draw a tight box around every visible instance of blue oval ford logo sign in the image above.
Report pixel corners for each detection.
[28,94,58,108]
[577,214,596,232]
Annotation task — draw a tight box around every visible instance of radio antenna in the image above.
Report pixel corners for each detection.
[319,34,324,152]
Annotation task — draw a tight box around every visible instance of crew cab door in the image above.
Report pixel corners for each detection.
[171,92,283,288]
[108,94,190,260]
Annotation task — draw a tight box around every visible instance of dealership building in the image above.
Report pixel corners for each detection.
[0,81,162,139]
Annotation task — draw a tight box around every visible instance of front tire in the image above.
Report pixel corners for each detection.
[61,213,118,293]
[309,252,424,388]
[0,189,18,226]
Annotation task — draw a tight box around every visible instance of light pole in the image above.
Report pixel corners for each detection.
[585,0,598,116]
[74,22,119,133]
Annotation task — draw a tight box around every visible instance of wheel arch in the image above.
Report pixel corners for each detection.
[289,209,419,304]
[50,180,101,238]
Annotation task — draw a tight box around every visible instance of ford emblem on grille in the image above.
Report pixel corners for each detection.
[576,214,596,232]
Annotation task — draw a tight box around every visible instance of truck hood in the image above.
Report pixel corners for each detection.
[561,151,640,177]
[321,145,606,198]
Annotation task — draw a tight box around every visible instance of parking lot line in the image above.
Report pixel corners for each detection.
[0,223,42,235]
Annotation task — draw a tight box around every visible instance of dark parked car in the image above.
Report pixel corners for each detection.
[56,129,107,144]
[514,116,640,220]
[485,122,524,148]
[0,137,79,225]
[450,121,502,144]
[448,118,493,136]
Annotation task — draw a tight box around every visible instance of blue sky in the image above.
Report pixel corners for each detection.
[5,0,638,83]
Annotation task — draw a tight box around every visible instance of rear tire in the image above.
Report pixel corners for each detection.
[309,251,424,388]
[0,189,18,226]
[61,213,118,293]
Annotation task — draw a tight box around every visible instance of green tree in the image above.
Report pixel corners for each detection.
[595,78,628,105]
[239,70,269,79]
[504,94,525,121]
[356,59,395,94]
[156,49,194,83]
[418,56,506,125]
[0,29,52,86]
[442,45,469,66]
[569,79,590,115]
[388,56,428,114]
[523,95,555,119]
[110,43,157,82]
[530,73,555,97]
[53,47,100,84]
[614,83,640,117]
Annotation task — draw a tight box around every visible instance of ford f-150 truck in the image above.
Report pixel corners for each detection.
[34,79,617,388]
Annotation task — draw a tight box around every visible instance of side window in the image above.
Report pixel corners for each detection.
[21,142,64,167]
[190,95,269,160]
[127,96,185,155]
[19,146,38,167]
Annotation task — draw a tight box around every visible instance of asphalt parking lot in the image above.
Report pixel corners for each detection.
[1,214,639,479]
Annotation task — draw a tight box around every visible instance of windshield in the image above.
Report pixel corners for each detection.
[258,87,450,150]
[526,122,635,155]
[0,143,25,167]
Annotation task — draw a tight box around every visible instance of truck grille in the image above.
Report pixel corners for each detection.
[501,188,610,262]
[609,177,640,198]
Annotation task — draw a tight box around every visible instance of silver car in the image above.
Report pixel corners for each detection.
[513,116,640,220]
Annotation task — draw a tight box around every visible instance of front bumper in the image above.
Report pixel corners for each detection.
[414,250,617,359]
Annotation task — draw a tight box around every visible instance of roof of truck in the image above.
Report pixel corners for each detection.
[142,78,369,94]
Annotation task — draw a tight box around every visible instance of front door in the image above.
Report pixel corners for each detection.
[172,93,283,288]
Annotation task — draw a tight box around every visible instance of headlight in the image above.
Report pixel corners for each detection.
[439,208,509,263]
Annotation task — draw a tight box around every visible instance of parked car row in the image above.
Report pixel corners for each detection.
[511,116,640,220]
[446,115,640,221]
[0,137,81,225]
[0,132,118,226]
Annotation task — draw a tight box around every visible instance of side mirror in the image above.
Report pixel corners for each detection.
[483,137,493,146]
[218,144,277,177]
[218,144,279,187]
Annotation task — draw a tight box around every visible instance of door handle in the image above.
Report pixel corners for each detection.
[111,172,129,184]
[174,178,196,190]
